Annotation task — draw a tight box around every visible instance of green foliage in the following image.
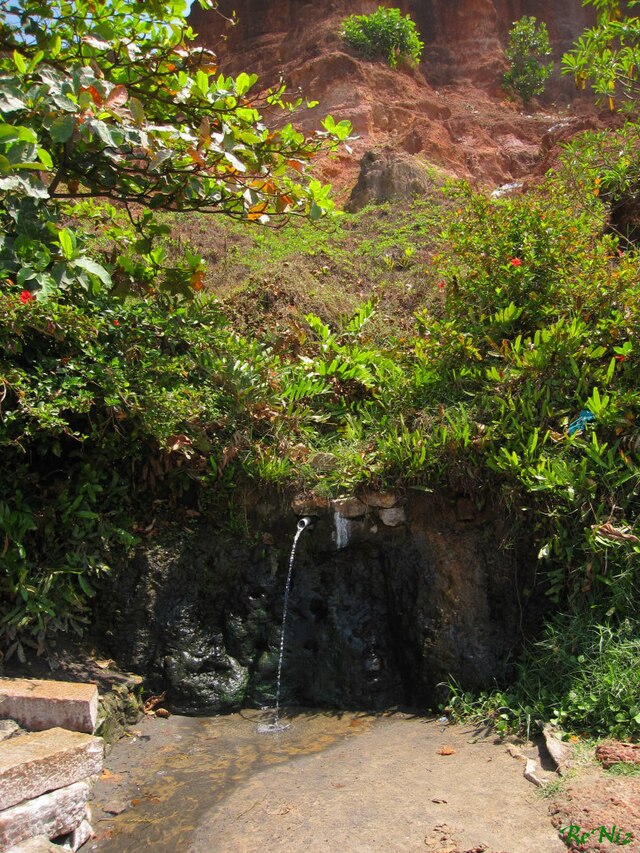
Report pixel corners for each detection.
[560,122,640,247]
[446,615,640,739]
[503,16,553,106]
[563,0,640,110]
[2,17,640,743]
[0,291,244,650]
[339,7,424,69]
[0,0,351,302]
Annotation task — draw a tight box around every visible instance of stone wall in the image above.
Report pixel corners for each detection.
[0,681,102,852]
[93,491,541,714]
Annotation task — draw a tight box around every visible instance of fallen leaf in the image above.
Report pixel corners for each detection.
[143,692,166,714]
[99,769,122,782]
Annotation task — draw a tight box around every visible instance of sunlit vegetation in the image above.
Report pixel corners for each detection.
[0,0,639,739]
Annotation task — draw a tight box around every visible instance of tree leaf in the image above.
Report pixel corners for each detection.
[106,84,128,110]
[129,97,145,126]
[74,256,112,286]
[58,228,76,259]
[13,51,27,74]
[149,149,173,171]
[50,115,76,143]
[82,33,110,50]
[0,124,37,144]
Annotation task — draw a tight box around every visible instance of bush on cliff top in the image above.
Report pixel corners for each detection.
[340,7,424,69]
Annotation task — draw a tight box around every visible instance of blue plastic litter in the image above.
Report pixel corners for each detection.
[568,409,596,436]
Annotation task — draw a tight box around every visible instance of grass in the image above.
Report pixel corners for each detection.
[164,187,453,343]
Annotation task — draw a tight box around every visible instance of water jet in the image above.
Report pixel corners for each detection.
[258,516,314,733]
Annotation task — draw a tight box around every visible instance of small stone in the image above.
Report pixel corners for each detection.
[103,799,128,816]
[308,453,337,472]
[359,490,398,508]
[378,507,406,527]
[331,497,366,519]
[291,494,329,515]
[542,724,573,774]
[0,720,22,742]
[523,758,547,787]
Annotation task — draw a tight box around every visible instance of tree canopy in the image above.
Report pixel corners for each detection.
[0,0,351,298]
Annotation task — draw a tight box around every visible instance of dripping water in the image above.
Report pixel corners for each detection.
[334,512,351,549]
[258,516,313,733]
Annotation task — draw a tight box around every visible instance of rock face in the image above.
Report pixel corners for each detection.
[94,493,541,713]
[190,0,595,188]
[346,149,437,212]
[192,0,591,87]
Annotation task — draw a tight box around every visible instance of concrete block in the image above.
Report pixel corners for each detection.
[0,781,89,850]
[0,679,98,733]
[0,727,103,811]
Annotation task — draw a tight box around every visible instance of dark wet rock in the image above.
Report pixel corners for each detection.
[93,493,540,713]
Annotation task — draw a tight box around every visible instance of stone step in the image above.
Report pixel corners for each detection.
[7,836,60,852]
[0,781,89,850]
[0,727,103,812]
[0,678,98,734]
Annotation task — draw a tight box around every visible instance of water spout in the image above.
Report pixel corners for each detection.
[258,516,313,733]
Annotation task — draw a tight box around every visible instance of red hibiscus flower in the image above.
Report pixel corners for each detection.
[20,290,34,304]
[509,258,522,267]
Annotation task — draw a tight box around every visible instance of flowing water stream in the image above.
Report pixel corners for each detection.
[258,516,313,733]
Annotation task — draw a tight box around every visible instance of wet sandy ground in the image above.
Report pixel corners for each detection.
[89,710,566,853]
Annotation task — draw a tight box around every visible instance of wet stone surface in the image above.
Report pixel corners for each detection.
[93,494,539,715]
[89,711,566,853]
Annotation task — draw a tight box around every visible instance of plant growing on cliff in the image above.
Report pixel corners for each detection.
[503,16,553,107]
[562,0,640,110]
[339,7,424,69]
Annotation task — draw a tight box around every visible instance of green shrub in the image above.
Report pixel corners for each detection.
[340,7,424,69]
[447,615,640,740]
[503,16,553,106]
